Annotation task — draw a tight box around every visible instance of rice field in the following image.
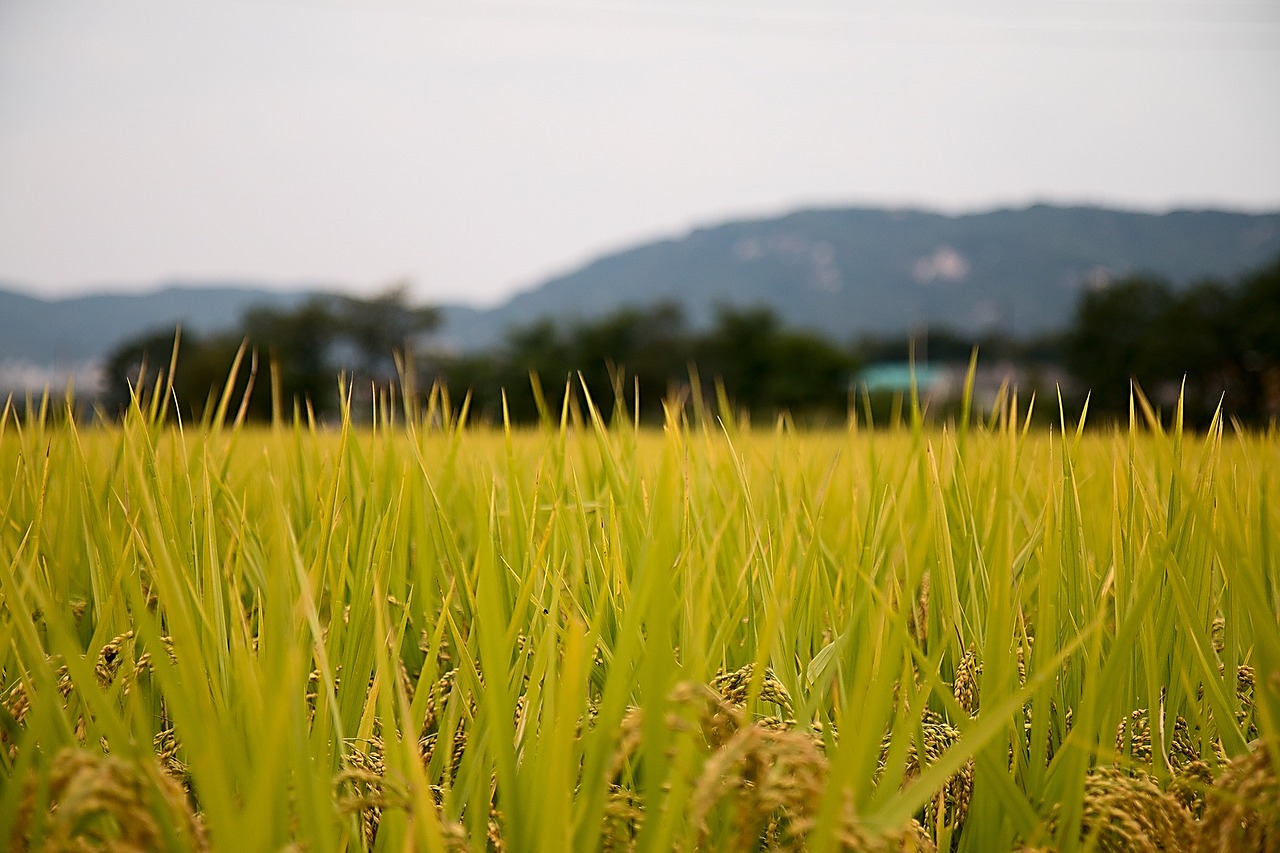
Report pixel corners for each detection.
[0,386,1277,852]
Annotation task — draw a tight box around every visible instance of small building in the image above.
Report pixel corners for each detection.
[855,362,952,398]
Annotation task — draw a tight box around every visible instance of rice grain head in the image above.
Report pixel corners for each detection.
[710,663,797,723]
[14,747,205,852]
[881,718,973,834]
[690,723,827,850]
[1058,767,1195,853]
[951,648,981,718]
[1196,739,1279,853]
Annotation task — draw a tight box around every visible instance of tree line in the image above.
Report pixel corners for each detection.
[103,256,1280,428]
[105,297,864,425]
[1064,256,1280,426]
[103,286,439,423]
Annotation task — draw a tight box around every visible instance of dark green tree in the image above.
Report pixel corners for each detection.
[103,329,254,422]
[1065,276,1176,416]
[697,305,853,420]
[333,284,442,379]
[103,288,440,422]
[241,297,337,416]
[697,306,782,414]
[569,303,690,420]
[1232,257,1280,422]
[1063,257,1280,426]
[1153,280,1236,423]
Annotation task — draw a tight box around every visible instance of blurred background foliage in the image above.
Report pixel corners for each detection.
[103,257,1280,428]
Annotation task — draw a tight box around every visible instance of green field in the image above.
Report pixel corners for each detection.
[1,389,1276,851]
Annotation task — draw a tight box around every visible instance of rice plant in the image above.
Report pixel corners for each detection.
[0,380,1275,851]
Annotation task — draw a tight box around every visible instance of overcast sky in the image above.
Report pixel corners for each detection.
[1,0,1278,305]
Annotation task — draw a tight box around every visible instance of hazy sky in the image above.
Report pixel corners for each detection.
[2,0,1278,305]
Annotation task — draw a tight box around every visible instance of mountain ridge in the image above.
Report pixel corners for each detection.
[0,284,317,365]
[434,203,1280,350]
[4,204,1279,379]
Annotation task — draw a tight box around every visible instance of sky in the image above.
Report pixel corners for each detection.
[1,0,1278,306]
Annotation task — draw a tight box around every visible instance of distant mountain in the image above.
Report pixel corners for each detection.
[435,204,1280,350]
[3,205,1279,383]
[0,284,315,366]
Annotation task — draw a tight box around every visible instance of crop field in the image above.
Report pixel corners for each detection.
[0,387,1277,852]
